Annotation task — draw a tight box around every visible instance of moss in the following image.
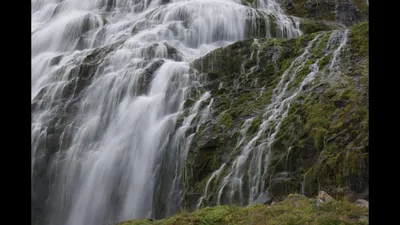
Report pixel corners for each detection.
[270,22,368,198]
[241,0,256,7]
[318,54,333,69]
[313,127,327,151]
[286,0,307,18]
[313,32,331,58]
[287,0,335,21]
[287,62,312,91]
[248,114,263,135]
[299,19,337,34]
[184,99,196,109]
[268,14,277,37]
[194,173,215,194]
[185,21,368,207]
[349,22,369,57]
[220,113,233,128]
[304,102,334,131]
[352,0,369,16]
[120,194,368,225]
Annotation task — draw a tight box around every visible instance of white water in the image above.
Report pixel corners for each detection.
[199,29,350,207]
[32,0,301,224]
[196,163,226,209]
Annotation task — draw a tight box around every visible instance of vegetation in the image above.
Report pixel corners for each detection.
[183,20,368,206]
[285,0,368,25]
[119,194,368,225]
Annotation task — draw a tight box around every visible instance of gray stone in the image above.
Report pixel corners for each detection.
[354,199,369,208]
[251,191,272,205]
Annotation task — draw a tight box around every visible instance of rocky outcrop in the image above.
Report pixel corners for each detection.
[285,0,368,26]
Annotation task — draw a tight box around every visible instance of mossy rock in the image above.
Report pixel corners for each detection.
[285,0,368,26]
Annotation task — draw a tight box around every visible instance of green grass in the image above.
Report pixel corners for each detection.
[119,194,368,225]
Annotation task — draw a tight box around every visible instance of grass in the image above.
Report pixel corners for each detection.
[118,194,368,225]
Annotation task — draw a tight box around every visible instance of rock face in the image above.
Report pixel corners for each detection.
[354,199,369,208]
[180,21,368,209]
[285,0,368,26]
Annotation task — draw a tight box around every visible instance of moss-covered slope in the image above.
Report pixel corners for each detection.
[179,21,368,209]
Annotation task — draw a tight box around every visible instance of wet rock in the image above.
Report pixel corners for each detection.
[287,0,368,27]
[302,137,318,168]
[105,0,116,12]
[161,0,171,5]
[287,0,295,9]
[183,99,196,109]
[354,199,369,208]
[251,191,272,205]
[74,36,86,51]
[199,138,220,151]
[334,100,346,108]
[49,55,63,66]
[165,43,183,61]
[337,1,367,26]
[185,192,202,211]
[139,59,165,94]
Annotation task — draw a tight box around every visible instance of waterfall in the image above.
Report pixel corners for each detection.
[32,0,302,225]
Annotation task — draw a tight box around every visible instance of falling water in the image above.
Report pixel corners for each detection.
[201,29,350,207]
[32,0,302,224]
[196,163,226,209]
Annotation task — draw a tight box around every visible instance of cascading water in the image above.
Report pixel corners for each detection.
[32,0,301,225]
[197,29,350,207]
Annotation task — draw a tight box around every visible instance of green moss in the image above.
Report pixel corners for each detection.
[248,114,263,135]
[349,22,369,57]
[186,21,368,206]
[120,194,368,225]
[299,19,337,34]
[313,32,331,58]
[220,113,232,128]
[318,54,332,69]
[352,0,369,16]
[313,127,326,151]
[288,62,312,91]
[268,14,277,37]
[286,0,307,18]
[271,22,368,196]
[304,102,333,131]
[322,11,336,21]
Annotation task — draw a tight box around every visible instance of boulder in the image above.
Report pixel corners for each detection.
[354,199,369,208]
